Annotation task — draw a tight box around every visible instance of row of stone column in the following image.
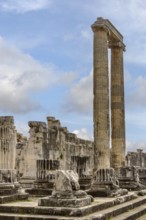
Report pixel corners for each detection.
[92,17,125,172]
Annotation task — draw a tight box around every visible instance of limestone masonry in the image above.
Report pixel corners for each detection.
[92,17,126,172]
[16,116,94,182]
[0,17,146,219]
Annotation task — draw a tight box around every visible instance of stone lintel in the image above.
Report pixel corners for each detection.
[105,19,123,42]
[91,17,125,47]
[109,40,126,51]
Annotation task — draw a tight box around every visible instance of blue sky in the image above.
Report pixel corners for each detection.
[0,0,146,151]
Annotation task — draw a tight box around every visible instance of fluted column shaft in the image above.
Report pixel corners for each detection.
[110,42,125,172]
[92,23,110,170]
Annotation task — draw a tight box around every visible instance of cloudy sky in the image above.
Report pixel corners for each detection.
[0,0,146,151]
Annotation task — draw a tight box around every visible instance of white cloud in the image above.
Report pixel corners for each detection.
[73,128,93,140]
[0,36,58,114]
[0,0,51,13]
[64,71,93,114]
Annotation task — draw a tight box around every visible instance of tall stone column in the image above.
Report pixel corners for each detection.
[110,41,126,172]
[91,18,110,170]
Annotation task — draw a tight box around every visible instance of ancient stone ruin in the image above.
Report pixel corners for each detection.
[0,17,146,219]
[38,170,92,208]
[0,116,28,203]
[15,116,94,197]
[92,17,125,172]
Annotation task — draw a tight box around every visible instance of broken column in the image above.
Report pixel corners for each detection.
[38,170,92,208]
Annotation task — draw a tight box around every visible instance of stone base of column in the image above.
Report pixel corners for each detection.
[38,170,93,208]
[0,169,29,203]
[39,190,92,208]
[0,183,18,196]
[119,166,146,191]
[0,169,20,195]
[87,168,128,197]
[79,176,92,190]
[26,179,54,196]
[0,184,28,204]
[19,176,35,188]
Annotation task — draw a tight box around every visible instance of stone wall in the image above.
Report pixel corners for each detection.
[22,121,47,178]
[16,133,28,178]
[16,116,94,180]
[126,149,146,167]
[47,117,94,177]
[0,116,17,170]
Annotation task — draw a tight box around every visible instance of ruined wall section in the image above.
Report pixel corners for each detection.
[47,117,94,176]
[16,116,94,179]
[126,149,146,167]
[23,121,47,178]
[65,133,94,177]
[47,117,67,169]
[0,116,17,170]
[16,133,28,178]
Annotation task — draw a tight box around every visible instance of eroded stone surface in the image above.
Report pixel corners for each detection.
[52,170,80,197]
[92,17,126,172]
[38,170,92,208]
[0,116,16,170]
[17,117,94,188]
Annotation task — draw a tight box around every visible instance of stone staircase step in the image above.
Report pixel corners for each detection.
[0,213,74,220]
[137,213,146,220]
[0,193,144,220]
[80,195,146,220]
[111,205,146,220]
[0,193,137,217]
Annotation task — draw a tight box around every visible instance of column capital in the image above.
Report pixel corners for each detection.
[91,17,110,34]
[109,41,126,51]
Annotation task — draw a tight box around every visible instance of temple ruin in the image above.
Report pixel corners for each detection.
[0,17,146,219]
[17,116,94,192]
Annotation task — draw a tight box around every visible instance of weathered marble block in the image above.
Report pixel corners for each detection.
[38,170,93,207]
